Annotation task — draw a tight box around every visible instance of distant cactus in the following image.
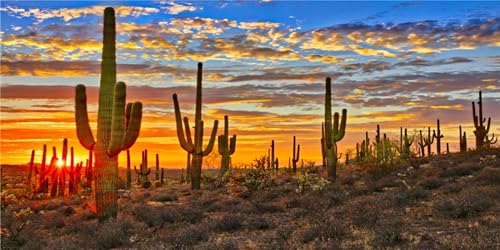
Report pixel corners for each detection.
[270,140,275,170]
[160,168,165,186]
[446,143,449,154]
[459,125,467,153]
[74,7,142,220]
[68,147,75,194]
[27,150,35,193]
[401,128,412,159]
[275,158,279,170]
[58,138,68,197]
[135,150,151,187]
[322,77,347,179]
[423,127,435,156]
[434,119,444,155]
[49,146,58,198]
[472,91,496,149]
[155,153,160,181]
[292,136,300,173]
[36,144,48,194]
[321,123,326,168]
[218,115,236,175]
[173,62,218,189]
[126,149,131,189]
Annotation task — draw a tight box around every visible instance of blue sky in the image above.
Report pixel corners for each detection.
[0,1,499,165]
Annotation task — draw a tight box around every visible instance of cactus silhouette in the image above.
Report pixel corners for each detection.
[292,136,300,173]
[126,149,131,189]
[401,128,413,159]
[434,119,444,154]
[74,7,142,220]
[155,153,160,181]
[472,91,496,149]
[173,62,218,189]
[322,77,347,179]
[218,115,236,175]
[459,125,467,153]
[27,150,35,193]
[135,150,151,187]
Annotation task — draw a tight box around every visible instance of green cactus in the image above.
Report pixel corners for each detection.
[321,123,326,168]
[292,136,300,173]
[173,62,219,190]
[74,7,142,220]
[322,77,347,180]
[459,125,467,153]
[126,149,131,189]
[27,150,35,193]
[472,91,496,149]
[401,128,413,159]
[155,153,160,181]
[434,119,444,154]
[218,115,236,175]
[135,150,151,187]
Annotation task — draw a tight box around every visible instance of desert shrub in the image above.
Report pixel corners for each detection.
[366,175,397,193]
[132,204,202,230]
[479,154,496,166]
[41,211,66,229]
[0,207,34,246]
[392,187,429,207]
[59,206,76,216]
[439,162,481,178]
[340,175,356,186]
[349,197,386,228]
[295,172,330,194]
[244,215,270,230]
[297,217,347,243]
[95,218,133,250]
[435,187,496,218]
[117,176,126,190]
[419,177,443,190]
[474,167,500,185]
[362,162,396,180]
[212,214,243,232]
[150,193,177,202]
[370,217,405,247]
[298,160,320,174]
[253,202,284,214]
[226,168,275,195]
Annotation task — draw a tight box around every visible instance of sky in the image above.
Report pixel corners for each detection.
[1,1,499,168]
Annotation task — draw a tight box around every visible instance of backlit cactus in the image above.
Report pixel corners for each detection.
[173,62,218,189]
[126,149,131,189]
[27,150,35,193]
[321,77,347,179]
[155,153,160,181]
[135,150,151,187]
[74,7,142,220]
[218,115,236,175]
[434,119,444,154]
[459,125,467,153]
[292,136,300,173]
[472,90,496,149]
[401,128,412,159]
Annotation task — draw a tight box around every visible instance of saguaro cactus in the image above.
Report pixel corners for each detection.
[135,150,151,187]
[58,138,68,197]
[423,127,435,156]
[401,128,412,159]
[68,147,75,194]
[417,130,425,157]
[321,77,347,179]
[35,144,48,194]
[270,140,275,170]
[155,153,160,181]
[218,115,236,175]
[173,62,218,189]
[27,150,35,192]
[126,149,131,189]
[472,91,495,149]
[459,125,467,153]
[74,7,142,220]
[434,119,444,155]
[292,136,300,173]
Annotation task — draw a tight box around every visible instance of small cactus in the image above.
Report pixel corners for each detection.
[434,119,444,155]
[218,115,236,175]
[292,136,300,173]
[459,125,467,153]
[472,90,495,149]
[135,150,151,187]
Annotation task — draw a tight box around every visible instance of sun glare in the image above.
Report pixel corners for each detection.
[56,159,64,168]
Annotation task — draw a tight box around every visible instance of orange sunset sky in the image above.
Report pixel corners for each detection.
[1,1,499,168]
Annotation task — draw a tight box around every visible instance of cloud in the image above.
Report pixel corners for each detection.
[0,5,160,22]
[161,1,199,15]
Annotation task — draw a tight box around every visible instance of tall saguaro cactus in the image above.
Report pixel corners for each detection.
[459,125,467,153]
[173,62,219,190]
[292,136,300,173]
[423,127,435,156]
[322,77,347,179]
[472,91,496,149]
[434,119,444,154]
[218,115,236,175]
[74,7,142,220]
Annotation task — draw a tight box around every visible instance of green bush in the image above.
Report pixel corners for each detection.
[295,172,330,194]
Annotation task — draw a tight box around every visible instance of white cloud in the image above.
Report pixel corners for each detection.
[161,1,199,15]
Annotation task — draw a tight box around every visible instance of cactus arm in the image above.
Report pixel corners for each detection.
[472,102,479,128]
[485,117,491,133]
[125,103,132,126]
[173,94,194,152]
[122,102,142,150]
[218,135,225,155]
[134,165,139,174]
[229,135,236,155]
[145,168,151,175]
[183,117,194,147]
[108,82,126,156]
[334,109,347,141]
[202,120,219,156]
[75,84,95,150]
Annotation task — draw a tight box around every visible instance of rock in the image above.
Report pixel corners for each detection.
[419,163,432,169]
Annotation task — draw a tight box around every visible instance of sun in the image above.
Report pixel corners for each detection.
[56,159,64,168]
